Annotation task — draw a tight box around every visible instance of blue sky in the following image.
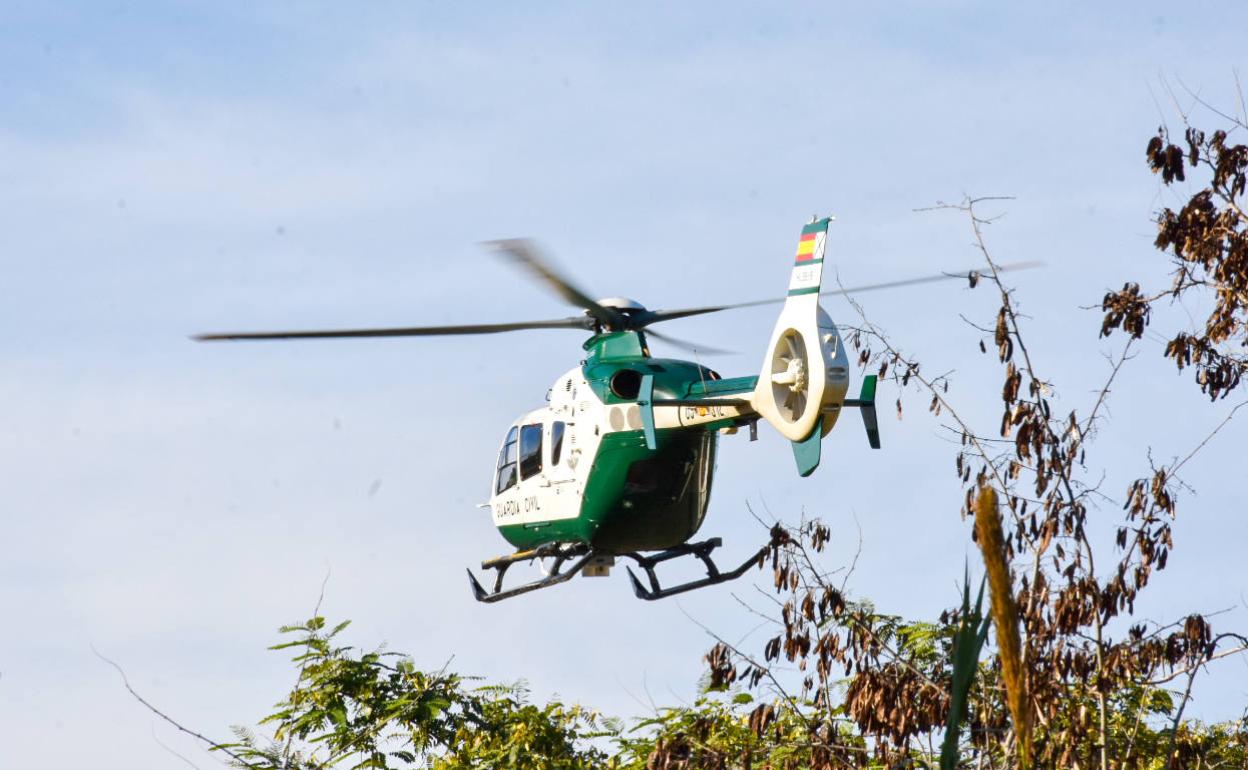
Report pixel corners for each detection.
[2,2,1247,767]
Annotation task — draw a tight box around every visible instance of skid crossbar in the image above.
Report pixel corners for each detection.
[468,533,778,603]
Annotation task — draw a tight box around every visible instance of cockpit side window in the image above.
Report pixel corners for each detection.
[495,426,519,494]
[519,423,543,479]
[550,421,566,466]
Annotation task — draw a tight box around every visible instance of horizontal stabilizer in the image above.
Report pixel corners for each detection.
[842,375,881,449]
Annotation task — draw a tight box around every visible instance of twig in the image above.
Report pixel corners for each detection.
[1176,74,1248,133]
[279,566,334,764]
[1163,664,1201,770]
[1170,399,1248,477]
[1077,338,1136,442]
[676,604,810,727]
[151,724,206,770]
[840,513,865,594]
[1145,644,1248,686]
[92,646,252,766]
[729,591,782,626]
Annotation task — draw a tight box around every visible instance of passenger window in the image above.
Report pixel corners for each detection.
[519,423,543,479]
[551,422,565,466]
[495,427,518,494]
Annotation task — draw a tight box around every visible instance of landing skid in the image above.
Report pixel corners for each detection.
[466,537,770,603]
[466,543,596,604]
[622,538,769,601]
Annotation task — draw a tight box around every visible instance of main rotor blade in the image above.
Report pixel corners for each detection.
[644,328,735,356]
[483,238,621,328]
[644,261,1044,324]
[193,316,591,342]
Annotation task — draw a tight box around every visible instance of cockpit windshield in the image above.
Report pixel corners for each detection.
[495,426,518,494]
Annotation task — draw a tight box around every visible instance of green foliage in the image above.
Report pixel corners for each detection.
[614,694,867,770]
[216,614,1248,770]
[434,686,609,770]
[1019,682,1248,770]
[219,617,610,770]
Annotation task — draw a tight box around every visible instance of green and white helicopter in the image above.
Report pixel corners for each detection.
[197,218,1028,602]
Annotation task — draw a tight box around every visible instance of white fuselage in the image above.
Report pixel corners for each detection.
[488,367,600,529]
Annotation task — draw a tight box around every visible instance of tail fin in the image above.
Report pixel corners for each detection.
[752,218,851,469]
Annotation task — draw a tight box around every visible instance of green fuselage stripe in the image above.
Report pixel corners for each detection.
[793,258,823,266]
[787,286,820,296]
[687,375,757,397]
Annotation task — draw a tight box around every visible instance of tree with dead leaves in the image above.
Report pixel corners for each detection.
[1102,98,1248,403]
[686,189,1248,770]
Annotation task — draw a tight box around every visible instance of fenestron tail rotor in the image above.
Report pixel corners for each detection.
[771,330,810,423]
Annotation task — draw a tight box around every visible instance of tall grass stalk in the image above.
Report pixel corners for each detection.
[975,485,1031,768]
[939,569,990,770]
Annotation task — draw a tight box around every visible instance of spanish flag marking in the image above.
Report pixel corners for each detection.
[795,232,818,261]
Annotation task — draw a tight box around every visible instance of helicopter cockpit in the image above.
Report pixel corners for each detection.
[493,415,570,496]
[494,423,543,494]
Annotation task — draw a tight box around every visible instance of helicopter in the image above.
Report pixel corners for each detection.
[196,218,1035,602]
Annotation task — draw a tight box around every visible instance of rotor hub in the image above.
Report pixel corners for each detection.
[772,356,808,394]
[595,297,647,312]
[769,328,811,423]
[589,297,650,331]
